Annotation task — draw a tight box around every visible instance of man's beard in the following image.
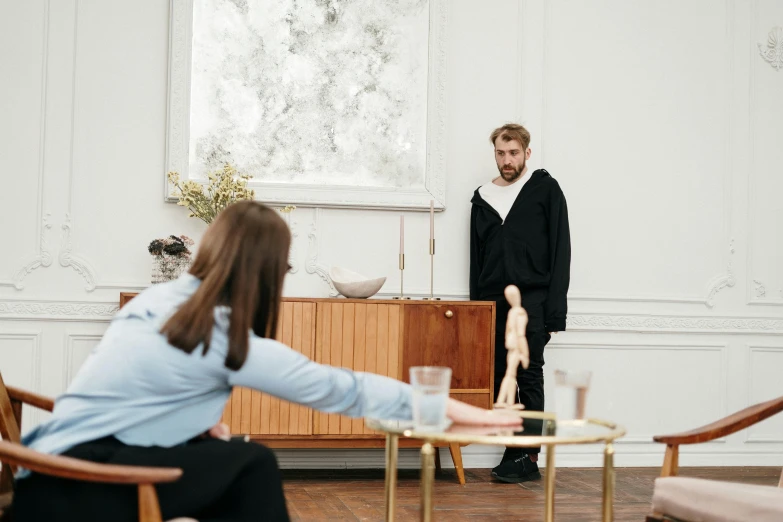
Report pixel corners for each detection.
[498,159,525,182]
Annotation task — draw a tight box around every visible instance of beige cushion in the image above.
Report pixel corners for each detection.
[652,476,783,522]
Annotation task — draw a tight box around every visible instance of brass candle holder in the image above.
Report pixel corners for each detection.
[421,239,440,300]
[393,254,411,300]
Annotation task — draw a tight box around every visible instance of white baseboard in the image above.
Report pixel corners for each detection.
[271,445,783,469]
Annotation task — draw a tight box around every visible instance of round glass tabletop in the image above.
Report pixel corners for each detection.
[366,415,625,447]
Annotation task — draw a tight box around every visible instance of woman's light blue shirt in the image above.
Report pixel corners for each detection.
[21,274,412,464]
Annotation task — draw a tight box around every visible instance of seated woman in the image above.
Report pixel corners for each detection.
[12,201,520,522]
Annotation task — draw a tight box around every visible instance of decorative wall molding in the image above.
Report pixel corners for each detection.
[516,0,546,159]
[6,2,107,297]
[304,209,338,297]
[377,289,736,306]
[753,280,766,298]
[747,9,783,306]
[744,345,783,443]
[57,3,103,295]
[705,239,736,308]
[164,0,190,206]
[549,342,728,444]
[2,296,781,334]
[3,2,51,291]
[282,210,299,275]
[94,281,150,291]
[549,342,727,351]
[0,331,43,426]
[568,294,705,305]
[529,2,737,308]
[541,0,551,166]
[514,0,524,122]
[567,313,783,334]
[758,26,783,71]
[63,332,103,387]
[423,0,447,207]
[8,214,54,290]
[164,0,448,211]
[377,289,720,306]
[0,299,118,321]
[706,7,737,309]
[58,213,97,291]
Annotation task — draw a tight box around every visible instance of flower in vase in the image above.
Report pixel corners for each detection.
[167,163,256,225]
[148,234,194,284]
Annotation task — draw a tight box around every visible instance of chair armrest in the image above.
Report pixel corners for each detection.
[653,395,783,445]
[5,386,54,412]
[0,441,182,484]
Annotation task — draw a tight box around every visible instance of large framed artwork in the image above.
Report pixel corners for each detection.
[165,0,447,210]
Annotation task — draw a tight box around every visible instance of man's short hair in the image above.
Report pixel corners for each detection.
[490,123,531,150]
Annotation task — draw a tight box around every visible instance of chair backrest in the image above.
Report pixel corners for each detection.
[0,372,21,497]
[0,373,21,445]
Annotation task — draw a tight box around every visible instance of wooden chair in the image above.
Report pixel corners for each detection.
[0,373,183,522]
[646,395,783,522]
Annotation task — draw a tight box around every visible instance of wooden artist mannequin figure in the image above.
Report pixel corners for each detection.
[494,285,529,409]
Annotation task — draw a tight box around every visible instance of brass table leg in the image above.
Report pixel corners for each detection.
[602,443,615,522]
[420,442,435,522]
[384,433,399,521]
[545,444,556,522]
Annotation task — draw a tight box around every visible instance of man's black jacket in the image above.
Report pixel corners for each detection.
[469,169,571,332]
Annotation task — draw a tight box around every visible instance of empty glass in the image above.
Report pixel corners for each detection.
[410,366,452,431]
[553,369,592,421]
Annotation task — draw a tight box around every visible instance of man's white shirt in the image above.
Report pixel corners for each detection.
[478,168,532,223]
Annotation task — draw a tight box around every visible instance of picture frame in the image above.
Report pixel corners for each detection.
[164,0,447,211]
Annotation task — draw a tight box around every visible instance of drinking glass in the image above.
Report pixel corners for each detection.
[553,369,592,421]
[410,366,452,431]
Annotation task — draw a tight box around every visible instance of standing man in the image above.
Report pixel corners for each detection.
[469,123,571,483]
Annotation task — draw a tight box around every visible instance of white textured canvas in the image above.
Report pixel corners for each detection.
[188,0,430,189]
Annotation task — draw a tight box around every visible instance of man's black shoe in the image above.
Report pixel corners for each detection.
[491,453,541,483]
[492,447,523,473]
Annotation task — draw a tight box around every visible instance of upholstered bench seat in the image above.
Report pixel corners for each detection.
[652,476,783,522]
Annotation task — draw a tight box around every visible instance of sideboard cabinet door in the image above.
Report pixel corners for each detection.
[223,301,316,435]
[314,302,402,436]
[402,303,494,408]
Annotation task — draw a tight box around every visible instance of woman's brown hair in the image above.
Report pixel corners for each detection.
[161,200,291,370]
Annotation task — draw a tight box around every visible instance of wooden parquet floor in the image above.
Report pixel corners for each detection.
[282,466,780,521]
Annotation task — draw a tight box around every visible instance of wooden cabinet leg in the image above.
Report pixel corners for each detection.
[448,443,466,485]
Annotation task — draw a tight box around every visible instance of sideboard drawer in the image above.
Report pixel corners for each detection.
[449,392,491,409]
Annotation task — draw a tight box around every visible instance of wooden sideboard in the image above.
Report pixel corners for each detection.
[119,292,496,484]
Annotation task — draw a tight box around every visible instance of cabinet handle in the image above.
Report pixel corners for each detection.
[444,310,454,318]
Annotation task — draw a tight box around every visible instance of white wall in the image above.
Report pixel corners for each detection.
[1,0,782,469]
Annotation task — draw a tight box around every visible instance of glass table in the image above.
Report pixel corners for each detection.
[367,412,626,522]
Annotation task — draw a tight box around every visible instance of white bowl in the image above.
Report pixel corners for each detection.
[329,266,386,299]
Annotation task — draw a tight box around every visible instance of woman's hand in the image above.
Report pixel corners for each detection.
[446,399,523,429]
[206,422,231,441]
[445,424,519,437]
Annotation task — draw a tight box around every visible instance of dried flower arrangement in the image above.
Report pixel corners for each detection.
[161,164,296,283]
[167,163,255,225]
